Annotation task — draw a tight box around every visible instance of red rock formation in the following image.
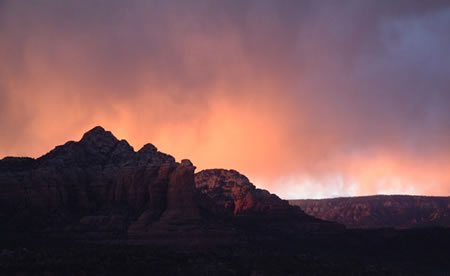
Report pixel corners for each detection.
[162,159,200,220]
[0,126,340,237]
[195,169,303,217]
[194,169,343,234]
[289,195,450,229]
[0,126,178,232]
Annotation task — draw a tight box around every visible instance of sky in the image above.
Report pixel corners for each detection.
[1,0,450,199]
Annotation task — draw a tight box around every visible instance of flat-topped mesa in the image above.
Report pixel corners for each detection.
[289,195,450,229]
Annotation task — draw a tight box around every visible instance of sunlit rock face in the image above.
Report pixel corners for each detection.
[0,126,340,238]
[194,169,342,234]
[195,169,307,217]
[289,195,450,229]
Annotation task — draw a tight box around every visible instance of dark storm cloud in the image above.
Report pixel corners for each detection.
[1,0,450,197]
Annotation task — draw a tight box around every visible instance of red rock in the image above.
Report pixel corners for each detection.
[162,159,200,220]
[289,195,450,229]
[195,169,296,216]
[0,126,340,236]
[0,126,177,232]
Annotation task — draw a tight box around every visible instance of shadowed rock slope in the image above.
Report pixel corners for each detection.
[0,126,338,240]
[195,169,339,234]
[289,195,450,229]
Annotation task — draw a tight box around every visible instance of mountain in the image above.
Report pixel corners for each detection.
[289,195,450,229]
[1,127,450,275]
[0,126,337,240]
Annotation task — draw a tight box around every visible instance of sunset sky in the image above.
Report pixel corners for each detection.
[1,1,450,199]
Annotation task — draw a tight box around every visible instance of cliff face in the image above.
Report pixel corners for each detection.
[195,169,305,217]
[289,195,450,229]
[0,126,338,238]
[194,169,341,233]
[0,126,192,234]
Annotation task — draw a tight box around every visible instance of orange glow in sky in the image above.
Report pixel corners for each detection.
[1,1,450,198]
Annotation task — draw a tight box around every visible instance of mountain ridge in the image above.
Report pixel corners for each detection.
[2,127,450,274]
[289,194,450,229]
[0,126,338,241]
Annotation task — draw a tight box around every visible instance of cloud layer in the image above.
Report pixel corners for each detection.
[1,0,450,198]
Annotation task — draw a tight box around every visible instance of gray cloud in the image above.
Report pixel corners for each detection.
[1,0,450,197]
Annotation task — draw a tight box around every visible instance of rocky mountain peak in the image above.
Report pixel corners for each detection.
[138,143,158,154]
[0,126,336,237]
[180,159,194,167]
[81,126,114,139]
[80,126,120,153]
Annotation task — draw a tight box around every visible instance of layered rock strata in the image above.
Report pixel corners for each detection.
[290,195,450,229]
[0,126,340,238]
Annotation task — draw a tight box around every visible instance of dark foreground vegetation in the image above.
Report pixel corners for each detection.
[1,227,449,276]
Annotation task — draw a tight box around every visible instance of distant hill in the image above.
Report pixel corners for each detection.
[289,195,450,229]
